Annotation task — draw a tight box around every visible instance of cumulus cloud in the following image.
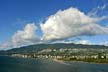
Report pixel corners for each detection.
[40,7,108,41]
[12,23,40,47]
[1,7,108,50]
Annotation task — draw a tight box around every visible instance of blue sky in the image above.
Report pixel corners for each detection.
[0,0,108,49]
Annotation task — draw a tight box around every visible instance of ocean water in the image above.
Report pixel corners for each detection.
[0,56,108,72]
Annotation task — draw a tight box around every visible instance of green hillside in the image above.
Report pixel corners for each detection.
[1,43,107,54]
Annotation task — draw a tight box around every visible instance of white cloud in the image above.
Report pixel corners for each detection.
[51,39,73,44]
[100,42,108,46]
[0,41,12,50]
[88,4,108,17]
[12,23,40,47]
[41,7,108,41]
[1,7,108,50]
[75,40,91,45]
[0,23,41,49]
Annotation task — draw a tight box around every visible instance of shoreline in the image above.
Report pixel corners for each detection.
[52,58,108,64]
[1,55,108,64]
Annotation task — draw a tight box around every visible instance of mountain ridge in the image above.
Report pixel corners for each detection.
[0,43,108,55]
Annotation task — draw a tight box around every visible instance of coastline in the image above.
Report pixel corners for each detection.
[1,55,108,64]
[52,58,108,64]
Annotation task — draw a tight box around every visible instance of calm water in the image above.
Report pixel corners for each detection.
[0,56,108,72]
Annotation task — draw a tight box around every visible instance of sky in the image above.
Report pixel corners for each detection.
[0,0,108,50]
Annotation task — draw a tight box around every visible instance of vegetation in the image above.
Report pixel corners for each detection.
[1,43,108,63]
[0,43,108,54]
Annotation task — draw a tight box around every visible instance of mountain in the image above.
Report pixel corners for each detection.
[0,43,108,55]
